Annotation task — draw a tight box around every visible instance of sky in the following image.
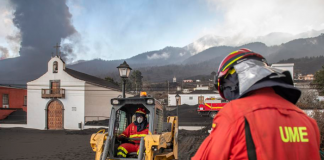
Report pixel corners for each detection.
[0,0,324,62]
[62,0,220,61]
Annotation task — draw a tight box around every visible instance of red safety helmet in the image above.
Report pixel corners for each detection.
[216,48,267,99]
[135,107,146,115]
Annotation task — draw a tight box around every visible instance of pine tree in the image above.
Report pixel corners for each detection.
[313,66,324,95]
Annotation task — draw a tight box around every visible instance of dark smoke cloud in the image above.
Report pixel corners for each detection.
[11,0,76,59]
[60,32,89,63]
[0,0,77,84]
[60,41,77,63]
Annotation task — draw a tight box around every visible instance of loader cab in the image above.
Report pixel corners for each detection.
[104,94,164,159]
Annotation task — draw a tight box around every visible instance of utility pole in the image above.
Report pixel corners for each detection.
[211,71,217,89]
[135,73,137,94]
[168,80,169,94]
[181,78,183,91]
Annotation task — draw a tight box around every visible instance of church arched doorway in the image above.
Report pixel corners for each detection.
[47,100,63,129]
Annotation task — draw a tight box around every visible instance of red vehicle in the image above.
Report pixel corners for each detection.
[197,98,227,118]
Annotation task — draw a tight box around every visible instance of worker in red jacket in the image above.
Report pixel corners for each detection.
[117,107,149,158]
[192,48,320,160]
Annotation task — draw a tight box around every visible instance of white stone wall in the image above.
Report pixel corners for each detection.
[168,93,221,106]
[194,86,209,90]
[271,64,294,78]
[27,56,85,130]
[27,86,47,129]
[60,86,85,129]
[84,83,120,122]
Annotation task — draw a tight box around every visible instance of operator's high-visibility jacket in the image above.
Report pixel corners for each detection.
[117,122,149,157]
[192,88,320,160]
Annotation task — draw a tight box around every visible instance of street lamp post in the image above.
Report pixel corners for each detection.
[175,94,180,117]
[117,61,132,98]
[211,71,217,89]
[211,71,216,83]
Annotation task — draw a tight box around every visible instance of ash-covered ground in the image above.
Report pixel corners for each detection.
[178,127,210,160]
[166,104,212,126]
[0,105,211,160]
[167,105,212,160]
[0,127,98,160]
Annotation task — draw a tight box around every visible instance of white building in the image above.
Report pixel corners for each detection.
[317,96,324,102]
[27,56,124,130]
[183,80,193,83]
[182,89,191,93]
[168,90,220,106]
[304,74,314,81]
[173,76,176,83]
[271,63,294,78]
[194,84,209,90]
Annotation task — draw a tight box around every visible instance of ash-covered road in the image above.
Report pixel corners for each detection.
[0,105,211,160]
[0,128,97,160]
[166,105,213,160]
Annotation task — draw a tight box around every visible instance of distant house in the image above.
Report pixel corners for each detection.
[168,90,220,106]
[183,79,193,83]
[298,74,304,80]
[173,76,176,83]
[194,84,209,91]
[271,63,294,78]
[0,86,27,120]
[27,56,125,130]
[297,74,314,81]
[182,89,191,93]
[304,74,314,80]
[317,96,324,102]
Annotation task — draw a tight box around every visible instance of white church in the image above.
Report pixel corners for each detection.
[27,55,123,130]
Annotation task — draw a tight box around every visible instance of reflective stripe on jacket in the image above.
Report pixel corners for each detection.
[119,122,149,143]
[192,87,320,160]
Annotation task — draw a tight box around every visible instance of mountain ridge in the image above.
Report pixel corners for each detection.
[1,32,324,84]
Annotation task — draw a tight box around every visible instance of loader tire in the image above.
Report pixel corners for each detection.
[209,112,217,118]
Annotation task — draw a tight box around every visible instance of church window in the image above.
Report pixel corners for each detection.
[53,61,58,73]
[3,94,9,107]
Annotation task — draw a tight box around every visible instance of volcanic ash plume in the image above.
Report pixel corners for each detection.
[11,0,77,60]
[0,0,77,84]
[0,46,9,59]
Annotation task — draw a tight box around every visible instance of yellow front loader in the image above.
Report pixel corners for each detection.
[90,95,178,160]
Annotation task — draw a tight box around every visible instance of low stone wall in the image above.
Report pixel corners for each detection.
[0,124,29,128]
[302,109,324,116]
[83,125,108,129]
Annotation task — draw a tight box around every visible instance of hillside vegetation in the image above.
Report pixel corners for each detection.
[278,56,324,74]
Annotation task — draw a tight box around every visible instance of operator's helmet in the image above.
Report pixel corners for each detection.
[135,107,146,117]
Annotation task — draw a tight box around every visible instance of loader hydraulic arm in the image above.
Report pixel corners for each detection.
[144,116,178,160]
[90,129,108,160]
